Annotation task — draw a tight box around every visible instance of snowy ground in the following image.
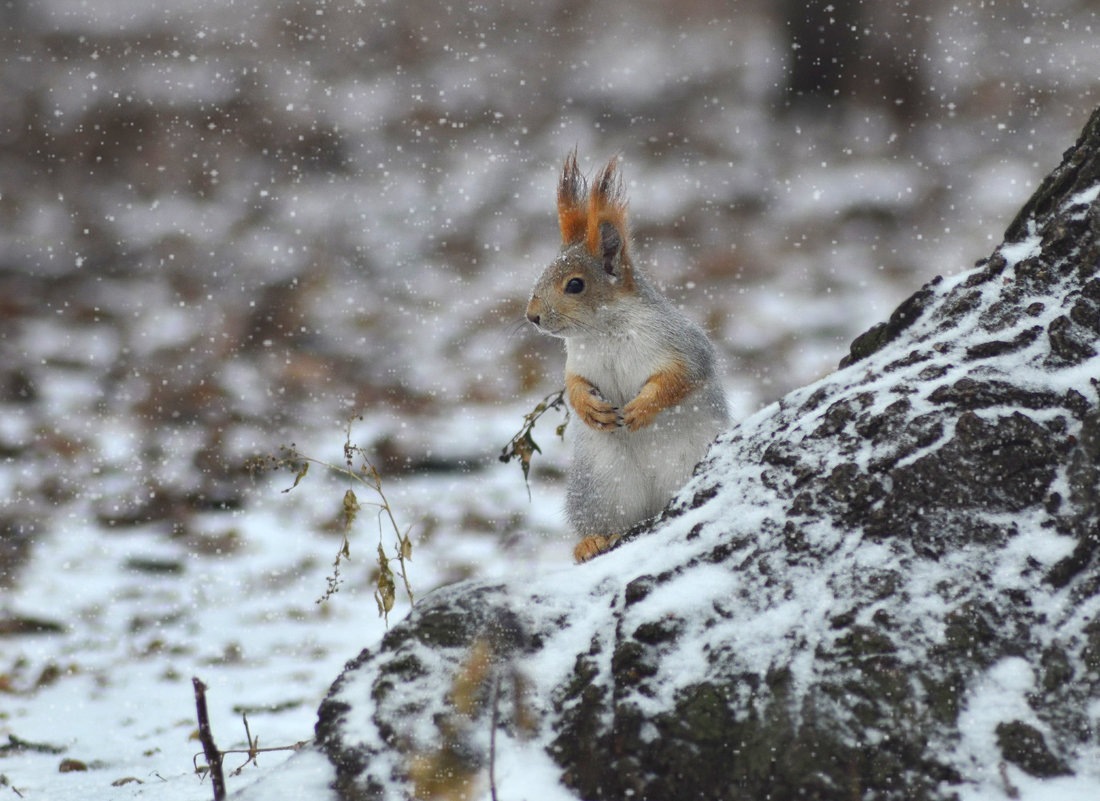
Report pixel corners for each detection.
[2,409,577,800]
[2,0,1099,798]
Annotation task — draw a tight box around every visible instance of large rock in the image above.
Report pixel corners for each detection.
[313,108,1100,800]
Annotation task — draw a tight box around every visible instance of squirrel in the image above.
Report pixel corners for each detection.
[526,152,730,563]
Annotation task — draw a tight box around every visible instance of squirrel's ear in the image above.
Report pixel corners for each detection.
[586,157,630,276]
[598,221,624,276]
[558,150,587,245]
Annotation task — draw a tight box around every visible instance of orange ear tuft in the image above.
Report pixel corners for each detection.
[585,157,629,260]
[557,150,588,245]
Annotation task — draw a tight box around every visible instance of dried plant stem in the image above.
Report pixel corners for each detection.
[226,713,309,775]
[192,677,226,801]
[190,692,311,796]
[251,416,415,621]
[499,387,569,495]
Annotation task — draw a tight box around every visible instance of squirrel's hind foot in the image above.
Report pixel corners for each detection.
[574,533,620,563]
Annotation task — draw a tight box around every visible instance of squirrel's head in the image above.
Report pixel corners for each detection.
[526,151,634,338]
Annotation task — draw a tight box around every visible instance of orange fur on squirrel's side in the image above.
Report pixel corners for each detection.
[622,360,696,431]
[584,157,630,261]
[557,151,588,245]
[566,371,621,430]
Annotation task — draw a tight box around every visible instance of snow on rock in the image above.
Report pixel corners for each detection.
[241,109,1100,800]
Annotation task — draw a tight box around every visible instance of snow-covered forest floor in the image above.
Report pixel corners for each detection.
[1,1,1097,798]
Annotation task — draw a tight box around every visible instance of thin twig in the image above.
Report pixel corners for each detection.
[192,677,226,801]
[222,742,310,760]
[489,672,501,801]
[230,713,258,775]
[199,713,309,779]
[228,742,310,776]
[998,762,1020,800]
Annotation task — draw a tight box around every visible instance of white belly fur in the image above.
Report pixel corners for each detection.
[566,396,722,536]
[562,307,728,537]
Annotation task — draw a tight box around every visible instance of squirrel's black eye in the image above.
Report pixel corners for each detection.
[564,277,585,294]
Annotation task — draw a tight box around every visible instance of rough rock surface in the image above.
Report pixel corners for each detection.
[313,107,1100,800]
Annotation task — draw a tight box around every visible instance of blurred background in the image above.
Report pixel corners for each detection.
[0,0,1097,794]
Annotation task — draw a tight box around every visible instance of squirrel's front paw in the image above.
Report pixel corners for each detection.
[622,367,694,431]
[622,397,661,431]
[567,374,622,431]
[576,392,622,431]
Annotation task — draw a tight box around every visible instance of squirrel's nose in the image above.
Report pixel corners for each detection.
[525,298,542,327]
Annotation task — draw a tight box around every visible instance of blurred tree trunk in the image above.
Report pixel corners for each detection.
[783,0,861,106]
[781,0,928,122]
[0,0,25,26]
